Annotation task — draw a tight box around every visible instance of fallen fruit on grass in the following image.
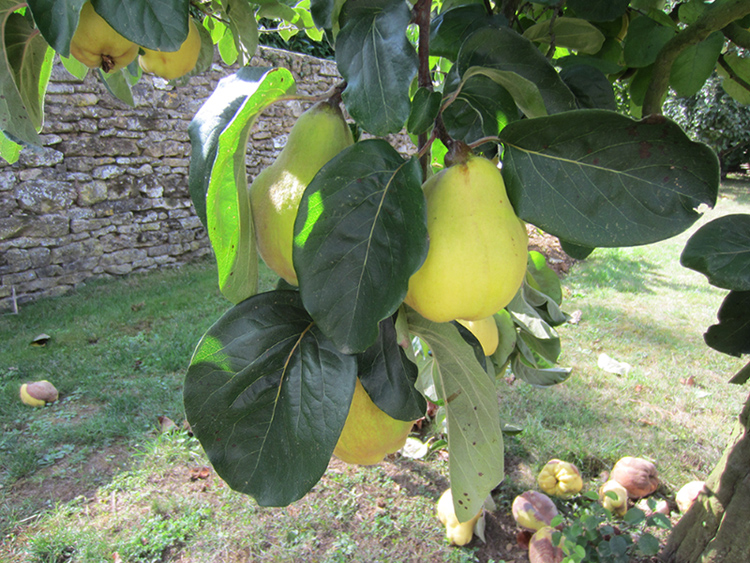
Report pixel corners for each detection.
[611,456,659,499]
[537,459,583,498]
[511,490,558,531]
[528,526,564,563]
[139,18,201,80]
[251,100,353,285]
[333,378,414,465]
[20,380,58,407]
[457,317,500,355]
[675,480,707,513]
[599,480,629,517]
[70,2,139,72]
[635,497,670,516]
[404,152,528,323]
[436,488,483,546]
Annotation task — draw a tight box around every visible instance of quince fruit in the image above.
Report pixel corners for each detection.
[511,490,558,531]
[457,317,499,355]
[139,19,202,80]
[405,154,528,323]
[70,2,138,73]
[436,488,482,546]
[333,378,414,465]
[537,459,583,498]
[20,380,58,407]
[250,101,353,285]
[599,480,629,517]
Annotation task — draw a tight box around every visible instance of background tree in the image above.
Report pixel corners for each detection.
[1,0,749,560]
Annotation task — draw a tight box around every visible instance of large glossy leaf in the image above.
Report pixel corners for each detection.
[93,0,189,51]
[0,3,48,146]
[511,354,572,386]
[336,0,418,136]
[499,110,719,248]
[527,251,563,305]
[407,308,504,524]
[358,317,427,421]
[429,4,505,61]
[523,17,605,55]
[26,0,85,56]
[566,0,630,22]
[680,214,750,291]
[442,67,520,146]
[560,64,617,110]
[704,291,750,357]
[670,31,724,98]
[189,67,295,303]
[219,0,259,65]
[407,87,442,135]
[4,12,54,131]
[462,67,548,119]
[98,67,134,106]
[293,139,427,354]
[623,14,677,68]
[457,27,577,115]
[184,290,357,507]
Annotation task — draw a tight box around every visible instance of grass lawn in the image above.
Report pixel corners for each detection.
[0,181,748,563]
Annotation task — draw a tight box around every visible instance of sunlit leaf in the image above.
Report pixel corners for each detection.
[523,17,605,55]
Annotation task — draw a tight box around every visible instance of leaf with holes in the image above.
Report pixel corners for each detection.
[293,139,427,354]
[184,290,357,507]
[499,110,719,248]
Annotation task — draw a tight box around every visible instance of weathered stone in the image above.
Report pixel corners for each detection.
[50,240,103,265]
[0,217,31,240]
[93,165,123,180]
[19,147,64,167]
[0,171,16,191]
[71,217,112,233]
[25,215,70,238]
[3,270,37,284]
[77,180,109,206]
[100,248,148,266]
[15,181,76,213]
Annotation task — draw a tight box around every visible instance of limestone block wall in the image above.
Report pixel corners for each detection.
[0,47,342,311]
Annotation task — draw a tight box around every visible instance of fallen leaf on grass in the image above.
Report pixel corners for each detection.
[190,466,211,481]
[30,333,50,346]
[158,415,177,433]
[679,375,696,386]
[597,353,633,376]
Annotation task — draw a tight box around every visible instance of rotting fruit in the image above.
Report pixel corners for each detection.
[404,152,528,323]
[528,526,565,563]
[511,490,559,531]
[436,488,482,546]
[457,316,500,355]
[537,459,583,498]
[599,480,629,517]
[70,2,139,73]
[250,100,353,285]
[139,18,202,80]
[610,456,659,499]
[333,378,415,465]
[19,380,58,407]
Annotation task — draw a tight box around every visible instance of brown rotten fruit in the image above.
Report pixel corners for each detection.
[611,456,659,499]
[511,490,559,532]
[70,2,138,73]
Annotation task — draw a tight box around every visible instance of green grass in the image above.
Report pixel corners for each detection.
[1,183,749,562]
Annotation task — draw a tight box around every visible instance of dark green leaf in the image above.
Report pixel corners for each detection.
[624,507,646,525]
[358,317,426,421]
[407,87,441,135]
[98,68,134,106]
[311,0,344,30]
[511,354,572,386]
[429,4,505,61]
[560,239,595,260]
[557,53,623,76]
[523,17,605,55]
[566,0,630,22]
[491,310,517,370]
[26,0,84,56]
[442,68,520,145]
[452,321,488,370]
[500,110,719,248]
[457,27,577,115]
[407,308,504,523]
[93,0,189,51]
[560,65,617,110]
[188,66,295,303]
[4,12,54,132]
[336,0,418,136]
[637,533,661,556]
[728,361,750,385]
[184,290,357,507]
[680,214,750,291]
[624,14,677,68]
[220,0,259,65]
[704,291,750,357]
[517,330,561,367]
[629,64,654,110]
[462,66,548,118]
[670,32,724,98]
[293,139,427,354]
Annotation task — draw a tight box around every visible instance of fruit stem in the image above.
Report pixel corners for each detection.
[444,140,472,168]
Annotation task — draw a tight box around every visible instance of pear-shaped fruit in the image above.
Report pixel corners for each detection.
[333,378,414,465]
[457,317,499,355]
[599,480,629,516]
[20,380,58,407]
[437,488,482,546]
[70,2,139,73]
[405,155,528,323]
[139,19,202,80]
[250,101,353,285]
[537,459,583,498]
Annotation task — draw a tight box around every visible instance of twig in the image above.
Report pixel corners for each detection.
[11,286,18,315]
[718,55,750,94]
[413,0,433,177]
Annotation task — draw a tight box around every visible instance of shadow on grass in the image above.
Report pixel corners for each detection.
[568,252,663,294]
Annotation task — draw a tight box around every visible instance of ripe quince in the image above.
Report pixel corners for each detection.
[436,488,482,546]
[139,19,202,80]
[20,380,58,407]
[333,378,414,465]
[537,459,583,498]
[251,101,353,285]
[405,155,528,323]
[457,317,499,356]
[70,2,138,73]
[511,490,558,531]
[599,480,629,516]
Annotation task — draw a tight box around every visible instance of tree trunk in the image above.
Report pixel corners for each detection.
[662,392,750,563]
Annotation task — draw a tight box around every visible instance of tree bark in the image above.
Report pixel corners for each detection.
[662,392,750,563]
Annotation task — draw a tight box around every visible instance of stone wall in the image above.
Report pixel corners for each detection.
[0,47,342,311]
